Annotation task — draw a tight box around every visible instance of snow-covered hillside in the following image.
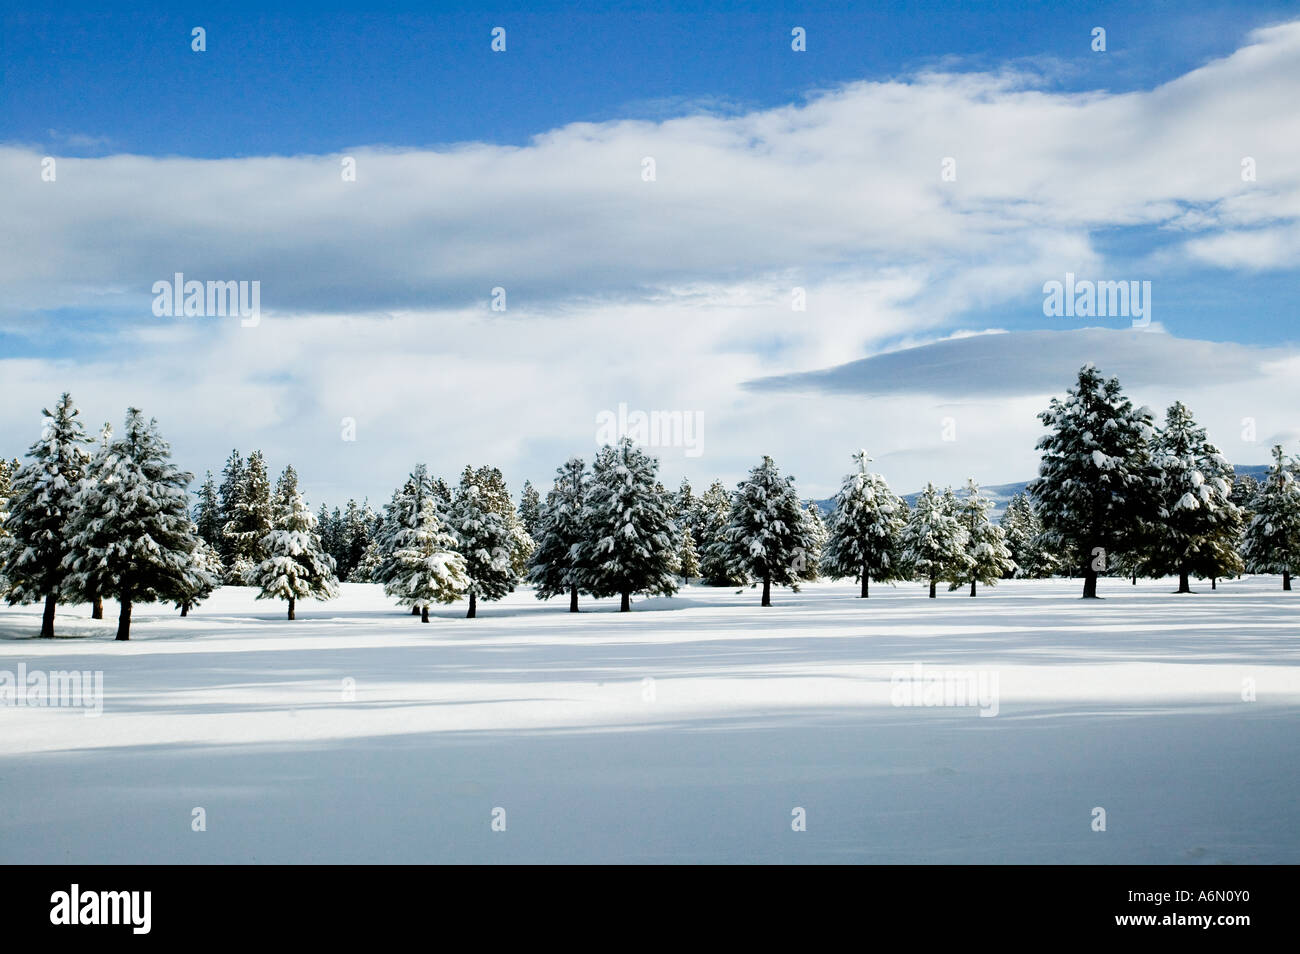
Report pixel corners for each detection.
[2,578,1297,863]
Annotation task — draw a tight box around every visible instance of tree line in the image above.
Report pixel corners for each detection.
[3,365,1300,636]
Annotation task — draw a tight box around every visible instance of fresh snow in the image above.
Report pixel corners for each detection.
[1,577,1298,864]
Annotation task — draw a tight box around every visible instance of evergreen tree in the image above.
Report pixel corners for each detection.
[900,484,970,598]
[1028,364,1160,598]
[216,449,245,566]
[0,457,14,595]
[799,501,827,581]
[1145,402,1243,592]
[716,455,812,607]
[949,479,1014,595]
[375,465,439,610]
[1241,445,1300,590]
[223,450,273,584]
[697,479,744,586]
[62,408,199,640]
[340,499,372,581]
[194,471,222,549]
[579,439,679,611]
[518,480,542,539]
[2,393,89,637]
[317,503,338,572]
[527,457,590,612]
[254,486,338,620]
[999,493,1056,578]
[822,451,909,597]
[384,497,467,621]
[674,478,697,534]
[83,421,115,619]
[679,526,700,584]
[449,467,518,618]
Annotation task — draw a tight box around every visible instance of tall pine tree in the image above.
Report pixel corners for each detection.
[900,484,970,598]
[449,467,518,618]
[579,440,679,612]
[716,455,812,607]
[1241,445,1300,590]
[822,451,908,597]
[2,393,89,637]
[1146,402,1243,592]
[254,481,338,620]
[949,480,1014,595]
[527,457,590,612]
[1029,365,1160,598]
[62,409,200,640]
[384,497,466,621]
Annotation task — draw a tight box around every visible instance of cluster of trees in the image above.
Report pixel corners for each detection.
[5,367,1300,637]
[0,395,338,637]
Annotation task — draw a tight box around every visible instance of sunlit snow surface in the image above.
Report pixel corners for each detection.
[1,577,1297,863]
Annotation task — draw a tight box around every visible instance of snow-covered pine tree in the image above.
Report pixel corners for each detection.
[697,479,744,586]
[799,501,827,581]
[579,439,679,612]
[1241,444,1300,590]
[1028,364,1160,598]
[527,457,590,612]
[338,499,372,581]
[518,480,542,539]
[998,493,1056,578]
[1145,402,1244,592]
[679,526,700,584]
[2,393,89,637]
[62,408,200,640]
[223,449,274,584]
[374,466,438,612]
[0,456,13,595]
[472,465,534,576]
[254,480,338,620]
[176,533,222,616]
[674,478,696,534]
[194,471,222,550]
[384,496,467,621]
[949,479,1014,595]
[716,455,812,607]
[900,483,970,598]
[822,450,909,597]
[216,449,245,567]
[449,467,518,618]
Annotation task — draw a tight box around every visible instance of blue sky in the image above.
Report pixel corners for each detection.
[2,1,1299,504]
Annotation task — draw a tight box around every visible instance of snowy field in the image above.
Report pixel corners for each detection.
[1,576,1298,864]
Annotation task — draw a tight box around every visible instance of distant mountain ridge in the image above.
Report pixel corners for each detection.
[809,464,1272,521]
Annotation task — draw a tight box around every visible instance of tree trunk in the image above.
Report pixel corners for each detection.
[1131,571,1137,585]
[181,602,189,617]
[928,574,936,599]
[1284,570,1292,591]
[619,591,630,612]
[860,560,869,598]
[467,591,477,618]
[1177,569,1190,593]
[287,597,296,620]
[761,576,771,607]
[569,583,579,613]
[91,595,103,619]
[40,592,57,638]
[421,605,429,623]
[969,579,977,597]
[1083,565,1099,598]
[1211,577,1217,590]
[412,605,420,615]
[116,595,132,641]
